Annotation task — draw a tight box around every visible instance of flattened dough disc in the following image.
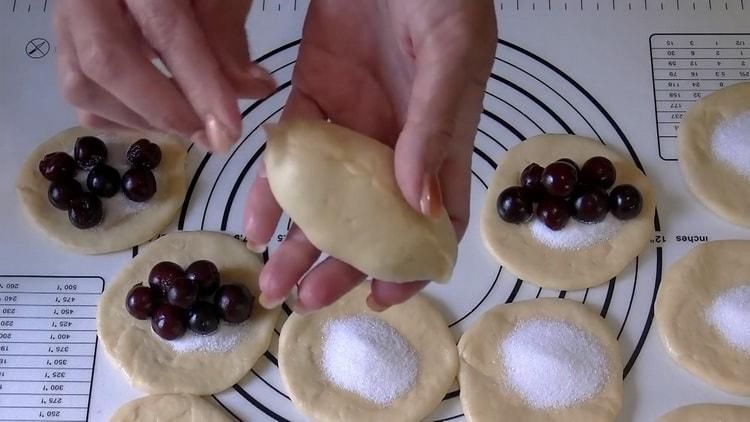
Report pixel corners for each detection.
[479,134,655,290]
[98,231,280,395]
[656,240,750,396]
[678,82,750,227]
[458,298,623,422]
[110,394,233,422]
[16,126,187,254]
[278,284,458,422]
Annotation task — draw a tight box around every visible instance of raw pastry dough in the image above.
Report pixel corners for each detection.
[98,231,280,395]
[479,134,655,290]
[110,394,232,422]
[458,298,623,422]
[264,119,457,283]
[16,126,187,254]
[658,403,750,422]
[278,284,458,422]
[655,240,750,396]
[678,82,750,227]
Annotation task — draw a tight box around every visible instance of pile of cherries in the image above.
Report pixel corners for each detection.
[125,259,255,340]
[497,156,643,230]
[38,136,161,229]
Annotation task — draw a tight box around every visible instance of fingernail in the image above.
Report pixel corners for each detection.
[190,130,209,148]
[245,238,266,254]
[249,66,276,88]
[419,173,443,219]
[258,292,285,309]
[205,113,234,153]
[291,298,311,315]
[366,295,390,313]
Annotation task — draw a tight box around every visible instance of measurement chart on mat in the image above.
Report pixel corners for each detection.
[0,276,102,422]
[651,33,750,161]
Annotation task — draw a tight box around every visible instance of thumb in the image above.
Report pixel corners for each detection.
[394,33,468,219]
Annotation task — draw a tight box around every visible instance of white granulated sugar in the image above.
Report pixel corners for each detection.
[159,320,252,353]
[707,284,750,353]
[320,315,418,406]
[529,214,624,250]
[500,318,609,409]
[712,111,750,179]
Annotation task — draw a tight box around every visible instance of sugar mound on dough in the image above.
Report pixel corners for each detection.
[500,317,609,409]
[529,214,625,250]
[707,284,750,353]
[320,315,418,406]
[159,320,252,353]
[712,111,750,179]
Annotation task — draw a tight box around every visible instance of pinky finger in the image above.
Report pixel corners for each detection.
[77,111,135,131]
[367,280,430,311]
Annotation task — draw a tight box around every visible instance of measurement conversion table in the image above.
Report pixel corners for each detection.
[0,276,102,422]
[650,33,750,161]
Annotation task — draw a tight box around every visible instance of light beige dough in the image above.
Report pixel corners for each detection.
[278,284,458,422]
[658,403,750,422]
[655,240,750,396]
[110,394,233,422]
[479,134,656,290]
[678,82,750,227]
[98,231,280,395]
[458,298,623,422]
[16,126,187,254]
[264,119,457,283]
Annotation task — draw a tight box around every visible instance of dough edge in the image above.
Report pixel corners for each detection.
[658,403,750,422]
[109,394,233,422]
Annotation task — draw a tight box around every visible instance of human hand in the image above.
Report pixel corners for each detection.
[243,0,497,312]
[53,0,276,152]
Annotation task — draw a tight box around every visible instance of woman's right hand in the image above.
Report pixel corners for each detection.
[53,0,276,152]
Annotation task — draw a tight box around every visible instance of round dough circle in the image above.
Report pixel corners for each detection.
[278,284,458,422]
[97,231,280,395]
[658,404,750,422]
[265,119,457,283]
[678,82,750,227]
[479,134,656,290]
[458,298,623,422]
[16,126,187,254]
[110,394,233,422]
[655,240,750,396]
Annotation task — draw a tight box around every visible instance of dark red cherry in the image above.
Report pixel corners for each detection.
[609,184,643,220]
[215,284,254,323]
[556,158,580,174]
[151,304,187,340]
[127,139,162,169]
[580,156,616,189]
[48,178,82,210]
[185,260,221,296]
[39,152,77,182]
[122,167,156,202]
[542,162,578,197]
[520,163,545,201]
[496,186,533,224]
[166,278,199,309]
[74,136,107,170]
[68,192,103,229]
[87,164,121,198]
[187,302,221,335]
[148,262,185,298]
[536,196,571,231]
[125,284,157,320]
[572,188,610,223]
